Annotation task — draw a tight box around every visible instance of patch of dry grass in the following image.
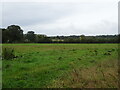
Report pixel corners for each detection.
[49,59,118,88]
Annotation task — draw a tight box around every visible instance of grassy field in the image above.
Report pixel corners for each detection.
[2,44,118,88]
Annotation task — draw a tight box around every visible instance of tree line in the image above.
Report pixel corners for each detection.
[0,25,119,43]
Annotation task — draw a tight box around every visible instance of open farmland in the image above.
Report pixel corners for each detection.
[2,44,118,88]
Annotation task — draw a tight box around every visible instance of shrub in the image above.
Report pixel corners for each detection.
[2,48,15,60]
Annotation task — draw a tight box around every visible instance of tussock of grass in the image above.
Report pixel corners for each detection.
[2,48,15,60]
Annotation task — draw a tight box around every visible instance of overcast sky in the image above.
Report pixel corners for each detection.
[0,0,119,36]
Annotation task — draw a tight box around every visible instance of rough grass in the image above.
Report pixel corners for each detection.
[2,44,118,88]
[49,58,118,88]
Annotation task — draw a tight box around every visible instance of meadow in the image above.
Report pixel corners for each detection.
[2,44,118,88]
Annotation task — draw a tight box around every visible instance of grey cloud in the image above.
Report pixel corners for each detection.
[1,1,118,36]
[2,2,78,27]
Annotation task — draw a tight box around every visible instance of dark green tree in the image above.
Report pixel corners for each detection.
[26,31,36,43]
[7,25,23,43]
[1,28,9,43]
[36,34,51,43]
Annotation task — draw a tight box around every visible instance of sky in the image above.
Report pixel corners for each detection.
[0,0,119,36]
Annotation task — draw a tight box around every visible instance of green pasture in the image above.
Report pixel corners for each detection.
[2,44,118,88]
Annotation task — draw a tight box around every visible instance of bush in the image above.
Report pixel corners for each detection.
[2,48,15,60]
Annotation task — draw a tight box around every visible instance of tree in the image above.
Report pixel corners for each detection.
[7,25,23,43]
[0,28,2,43]
[36,34,52,43]
[2,29,9,43]
[80,35,86,43]
[26,31,36,43]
